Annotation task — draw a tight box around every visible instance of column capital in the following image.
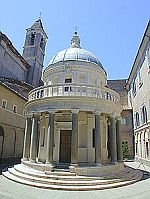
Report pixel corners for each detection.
[30,112,39,119]
[26,113,33,119]
[95,110,102,115]
[25,115,31,119]
[45,111,55,118]
[48,110,55,114]
[110,112,117,118]
[71,109,79,114]
[116,115,122,120]
[107,117,111,126]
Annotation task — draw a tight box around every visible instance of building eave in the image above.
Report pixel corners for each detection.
[0,31,30,69]
[126,20,150,86]
[0,83,28,101]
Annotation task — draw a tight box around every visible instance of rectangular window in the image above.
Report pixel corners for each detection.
[65,78,72,83]
[2,99,7,109]
[132,80,136,96]
[65,87,69,92]
[65,78,72,92]
[138,69,143,88]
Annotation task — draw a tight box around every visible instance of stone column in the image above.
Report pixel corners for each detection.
[116,116,123,162]
[95,111,102,166]
[29,115,38,162]
[46,112,54,168]
[70,110,79,167]
[107,118,111,161]
[22,117,32,160]
[110,114,117,163]
[148,130,150,160]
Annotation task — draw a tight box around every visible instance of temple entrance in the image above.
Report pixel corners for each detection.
[59,130,71,163]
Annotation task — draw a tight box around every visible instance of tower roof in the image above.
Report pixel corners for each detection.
[27,18,48,39]
[31,19,44,31]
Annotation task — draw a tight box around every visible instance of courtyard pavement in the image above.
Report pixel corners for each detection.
[0,161,150,199]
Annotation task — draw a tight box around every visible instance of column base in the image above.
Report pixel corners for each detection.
[45,162,54,171]
[111,160,117,164]
[45,162,54,167]
[96,162,102,167]
[29,159,36,163]
[118,160,123,163]
[69,163,78,168]
[21,157,29,162]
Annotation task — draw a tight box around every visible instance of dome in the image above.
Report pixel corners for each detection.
[48,47,103,67]
[48,32,103,68]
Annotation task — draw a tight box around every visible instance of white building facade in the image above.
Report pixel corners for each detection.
[127,21,150,166]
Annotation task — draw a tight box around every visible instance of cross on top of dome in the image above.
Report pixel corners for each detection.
[70,31,81,48]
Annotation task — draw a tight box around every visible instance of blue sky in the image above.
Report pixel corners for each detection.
[0,0,149,79]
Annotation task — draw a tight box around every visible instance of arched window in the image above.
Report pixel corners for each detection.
[30,33,35,45]
[40,38,44,50]
[141,106,147,124]
[135,112,140,127]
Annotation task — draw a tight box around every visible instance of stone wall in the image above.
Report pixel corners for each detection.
[0,33,28,82]
[0,84,26,161]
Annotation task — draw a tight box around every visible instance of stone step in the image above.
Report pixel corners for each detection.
[14,165,138,180]
[14,164,134,182]
[9,167,142,187]
[3,170,142,191]
[45,171,76,176]
[14,165,102,181]
[8,168,122,186]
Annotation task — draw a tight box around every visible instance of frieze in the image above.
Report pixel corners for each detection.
[25,98,121,115]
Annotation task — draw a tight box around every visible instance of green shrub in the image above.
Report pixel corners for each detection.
[122,141,129,159]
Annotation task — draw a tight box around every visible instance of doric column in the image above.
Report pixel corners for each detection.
[95,111,102,165]
[110,114,117,163]
[70,110,79,166]
[29,115,38,162]
[148,132,150,160]
[107,117,111,160]
[22,116,32,160]
[46,112,54,166]
[116,116,123,162]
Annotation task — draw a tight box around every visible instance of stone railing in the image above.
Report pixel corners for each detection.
[28,83,120,103]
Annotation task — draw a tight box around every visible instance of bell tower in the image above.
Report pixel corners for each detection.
[23,18,48,87]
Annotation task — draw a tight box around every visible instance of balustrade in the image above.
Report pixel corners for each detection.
[28,83,120,103]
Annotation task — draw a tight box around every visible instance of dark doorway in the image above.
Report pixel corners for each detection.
[0,126,4,162]
[59,130,71,163]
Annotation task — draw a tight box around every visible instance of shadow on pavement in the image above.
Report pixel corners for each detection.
[0,159,21,175]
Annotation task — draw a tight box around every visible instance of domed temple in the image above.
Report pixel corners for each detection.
[3,32,143,190]
[23,31,122,168]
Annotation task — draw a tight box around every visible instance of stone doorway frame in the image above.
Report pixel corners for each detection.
[59,130,72,163]
[54,121,72,163]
